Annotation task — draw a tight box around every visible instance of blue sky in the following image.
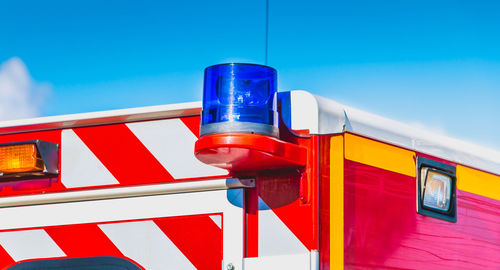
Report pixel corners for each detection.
[1,0,499,149]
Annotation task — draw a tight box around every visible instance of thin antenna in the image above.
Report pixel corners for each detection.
[264,0,269,65]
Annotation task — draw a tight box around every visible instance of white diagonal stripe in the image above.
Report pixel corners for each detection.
[61,129,119,188]
[209,214,222,229]
[259,207,308,256]
[99,220,195,270]
[0,229,65,261]
[127,119,227,179]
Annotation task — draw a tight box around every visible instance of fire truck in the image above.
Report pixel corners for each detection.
[0,63,498,269]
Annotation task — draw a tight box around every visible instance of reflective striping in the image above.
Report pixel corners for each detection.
[180,116,201,138]
[0,229,65,262]
[155,215,222,270]
[345,133,416,177]
[0,215,224,270]
[330,136,344,270]
[457,165,500,201]
[127,119,227,179]
[99,220,195,270]
[0,185,244,270]
[45,223,124,258]
[61,129,119,188]
[74,124,175,185]
[258,208,308,256]
[13,117,227,194]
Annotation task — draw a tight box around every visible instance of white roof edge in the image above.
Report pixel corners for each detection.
[2,91,499,175]
[0,101,202,135]
[289,90,500,176]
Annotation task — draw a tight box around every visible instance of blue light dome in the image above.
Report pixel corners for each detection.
[200,63,278,137]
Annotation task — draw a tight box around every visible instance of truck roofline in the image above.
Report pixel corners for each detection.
[0,101,201,135]
[1,90,498,176]
[288,90,500,176]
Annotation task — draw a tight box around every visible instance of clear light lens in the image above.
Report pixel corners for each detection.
[421,168,451,211]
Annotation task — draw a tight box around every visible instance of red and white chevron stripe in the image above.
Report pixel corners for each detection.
[62,117,228,189]
[0,186,244,270]
[0,116,228,198]
[0,214,222,270]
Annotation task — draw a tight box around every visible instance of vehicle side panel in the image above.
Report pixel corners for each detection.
[333,134,500,269]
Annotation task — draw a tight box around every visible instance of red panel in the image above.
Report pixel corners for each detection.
[74,124,175,185]
[310,135,320,250]
[0,130,61,145]
[246,186,259,257]
[344,159,500,269]
[45,223,124,258]
[155,215,222,270]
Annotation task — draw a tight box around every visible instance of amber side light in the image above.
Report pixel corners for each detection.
[0,144,45,174]
[0,141,59,178]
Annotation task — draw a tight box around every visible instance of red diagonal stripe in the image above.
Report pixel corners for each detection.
[0,245,15,269]
[155,214,222,270]
[180,116,201,138]
[45,224,123,258]
[74,124,175,185]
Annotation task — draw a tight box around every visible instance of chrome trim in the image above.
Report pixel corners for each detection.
[36,140,59,175]
[0,178,254,208]
[200,121,279,137]
[310,250,319,270]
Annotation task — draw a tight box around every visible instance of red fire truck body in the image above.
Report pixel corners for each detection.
[0,90,498,269]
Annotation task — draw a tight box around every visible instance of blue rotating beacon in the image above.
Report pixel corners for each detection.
[200,63,279,138]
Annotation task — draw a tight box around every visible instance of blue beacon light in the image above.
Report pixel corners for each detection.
[200,63,279,138]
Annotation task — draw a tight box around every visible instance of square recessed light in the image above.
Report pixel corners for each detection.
[417,157,456,222]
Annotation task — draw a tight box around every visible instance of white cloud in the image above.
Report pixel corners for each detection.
[0,57,51,121]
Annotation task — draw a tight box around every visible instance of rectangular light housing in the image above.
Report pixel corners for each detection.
[0,144,44,174]
[420,168,451,211]
[417,156,457,222]
[0,141,58,178]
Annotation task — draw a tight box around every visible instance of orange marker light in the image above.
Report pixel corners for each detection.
[0,144,44,174]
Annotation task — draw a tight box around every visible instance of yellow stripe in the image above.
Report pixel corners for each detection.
[457,165,500,201]
[345,133,416,177]
[330,135,344,269]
